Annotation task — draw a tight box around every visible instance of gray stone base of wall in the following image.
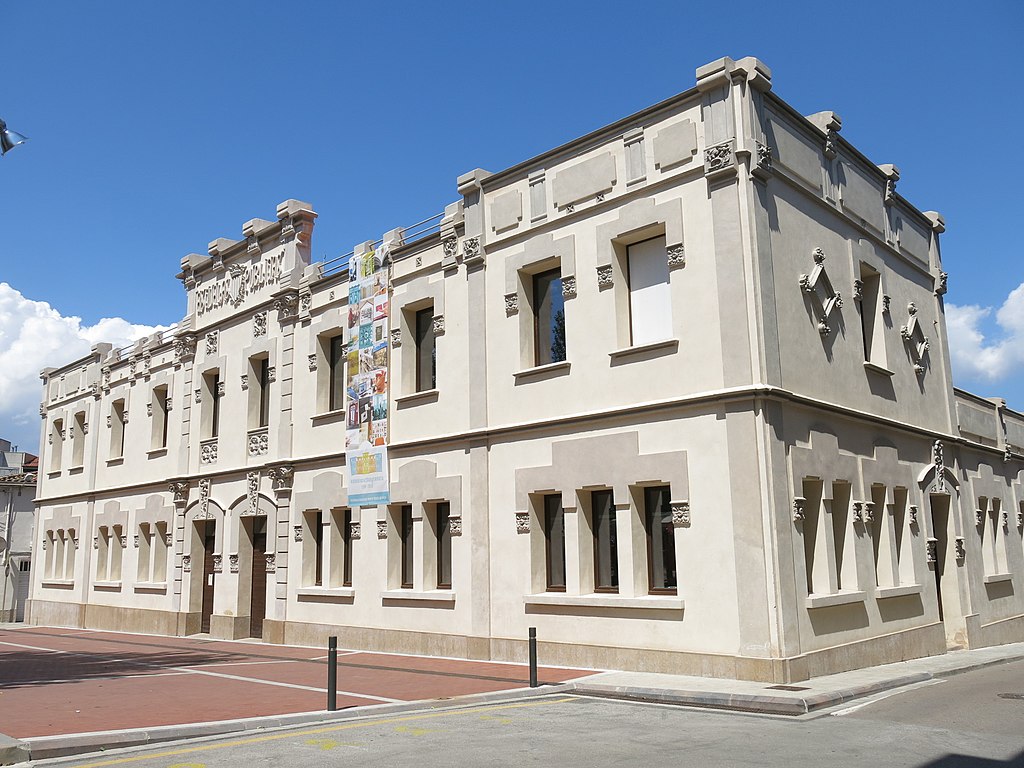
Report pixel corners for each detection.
[19,603,970,683]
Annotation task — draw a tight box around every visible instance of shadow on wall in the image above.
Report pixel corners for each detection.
[920,750,1024,767]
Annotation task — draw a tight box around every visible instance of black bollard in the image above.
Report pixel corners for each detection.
[327,635,338,711]
[528,627,538,688]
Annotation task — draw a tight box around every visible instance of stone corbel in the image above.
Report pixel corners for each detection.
[377,521,388,539]
[205,331,218,356]
[293,525,303,542]
[462,236,483,267]
[666,244,685,270]
[268,464,294,494]
[561,275,577,300]
[505,293,519,316]
[449,516,463,536]
[908,505,919,527]
[212,553,223,573]
[228,553,239,573]
[596,265,614,290]
[792,497,806,522]
[878,164,900,206]
[752,142,773,180]
[182,554,191,573]
[926,537,938,564]
[671,501,691,527]
[935,270,948,297]
[955,537,966,561]
[703,139,736,179]
[273,290,300,321]
[515,512,530,534]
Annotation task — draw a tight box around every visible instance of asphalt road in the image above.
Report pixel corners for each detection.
[31,660,1024,768]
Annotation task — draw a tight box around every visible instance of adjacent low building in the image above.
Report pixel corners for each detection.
[1,439,38,622]
[29,57,1024,682]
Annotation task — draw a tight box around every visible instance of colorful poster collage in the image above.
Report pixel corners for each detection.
[345,244,390,506]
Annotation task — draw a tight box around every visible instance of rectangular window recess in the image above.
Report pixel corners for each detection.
[297,586,356,599]
[41,579,75,588]
[513,360,571,382]
[875,584,923,599]
[394,389,440,407]
[310,408,347,425]
[380,589,456,603]
[134,582,168,593]
[608,338,679,362]
[863,362,895,377]
[522,593,684,611]
[983,573,1014,585]
[804,590,867,609]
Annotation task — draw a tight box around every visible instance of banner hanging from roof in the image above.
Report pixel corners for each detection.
[345,243,390,506]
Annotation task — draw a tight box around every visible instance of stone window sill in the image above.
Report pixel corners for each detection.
[984,572,1013,585]
[608,338,679,363]
[395,389,439,407]
[876,584,923,600]
[93,580,122,591]
[513,361,570,383]
[381,589,456,603]
[863,362,895,377]
[68,466,84,475]
[41,578,74,588]
[805,590,867,609]
[47,471,61,479]
[297,586,355,599]
[523,593,684,611]
[311,408,346,426]
[134,582,167,593]
[106,457,124,466]
[147,448,168,458]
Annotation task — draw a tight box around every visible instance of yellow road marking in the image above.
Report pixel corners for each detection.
[394,725,435,736]
[67,697,577,767]
[304,738,364,750]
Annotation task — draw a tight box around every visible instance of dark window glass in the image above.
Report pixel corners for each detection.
[544,495,566,591]
[592,490,618,592]
[258,358,270,428]
[210,373,221,438]
[314,510,323,587]
[645,486,677,594]
[401,505,414,589]
[329,335,345,411]
[533,268,566,366]
[436,502,452,589]
[158,388,169,448]
[415,307,436,391]
[342,509,353,587]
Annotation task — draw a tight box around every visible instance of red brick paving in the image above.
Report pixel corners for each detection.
[0,627,589,738]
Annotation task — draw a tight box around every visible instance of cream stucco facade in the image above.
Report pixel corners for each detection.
[29,56,1024,682]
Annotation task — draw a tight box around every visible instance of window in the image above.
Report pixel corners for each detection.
[543,495,566,592]
[202,372,221,439]
[329,335,345,412]
[71,411,86,467]
[533,268,566,366]
[152,386,169,450]
[401,504,414,589]
[110,401,126,459]
[644,486,676,594]
[415,306,436,392]
[627,237,671,346]
[248,357,271,429]
[314,510,324,586]
[591,490,618,592]
[436,502,452,589]
[50,419,64,472]
[857,265,885,367]
[341,509,353,587]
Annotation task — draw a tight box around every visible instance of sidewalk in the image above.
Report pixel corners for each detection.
[568,641,1024,715]
[4,637,1024,765]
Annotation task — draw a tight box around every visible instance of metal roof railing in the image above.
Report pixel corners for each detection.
[318,210,445,279]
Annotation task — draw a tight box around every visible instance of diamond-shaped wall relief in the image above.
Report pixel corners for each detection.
[799,248,843,336]
[900,302,930,376]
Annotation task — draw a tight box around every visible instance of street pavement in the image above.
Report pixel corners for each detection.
[24,662,1024,768]
[4,624,1024,766]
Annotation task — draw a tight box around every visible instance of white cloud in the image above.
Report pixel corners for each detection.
[0,283,169,454]
[946,282,1024,384]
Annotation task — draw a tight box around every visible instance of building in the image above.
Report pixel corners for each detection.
[1,439,38,622]
[29,57,1024,682]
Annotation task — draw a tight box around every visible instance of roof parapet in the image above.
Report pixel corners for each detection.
[695,56,772,93]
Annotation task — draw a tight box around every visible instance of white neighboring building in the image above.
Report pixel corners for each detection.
[1,439,37,622]
[28,57,1024,682]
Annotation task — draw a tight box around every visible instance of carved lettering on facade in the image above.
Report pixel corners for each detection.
[196,252,285,316]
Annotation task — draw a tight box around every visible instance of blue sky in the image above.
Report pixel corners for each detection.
[1,1,1022,453]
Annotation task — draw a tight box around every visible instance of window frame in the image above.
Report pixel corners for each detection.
[436,501,452,589]
[591,490,618,593]
[643,486,677,595]
[400,504,414,589]
[414,306,436,392]
[532,267,566,367]
[543,494,566,592]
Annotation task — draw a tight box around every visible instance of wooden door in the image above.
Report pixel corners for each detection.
[249,517,267,638]
[201,522,216,633]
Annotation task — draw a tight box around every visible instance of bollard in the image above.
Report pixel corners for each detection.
[327,635,338,711]
[528,627,538,688]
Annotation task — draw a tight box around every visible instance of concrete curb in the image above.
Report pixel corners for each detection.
[567,673,932,716]
[15,684,573,763]
[0,734,30,767]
